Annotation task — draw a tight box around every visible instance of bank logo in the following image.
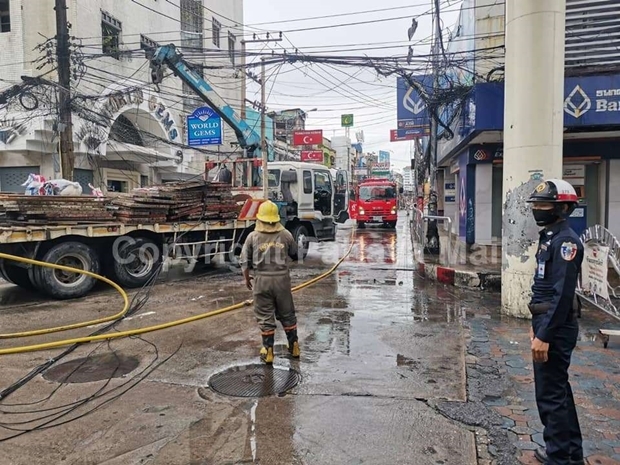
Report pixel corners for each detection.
[403,87,426,115]
[564,85,591,118]
[459,178,466,217]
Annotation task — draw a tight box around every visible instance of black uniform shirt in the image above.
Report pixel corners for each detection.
[530,220,583,342]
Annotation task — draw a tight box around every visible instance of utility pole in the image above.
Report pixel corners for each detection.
[501,0,566,317]
[55,0,75,181]
[239,35,282,198]
[260,57,268,199]
[240,40,247,121]
[425,0,442,254]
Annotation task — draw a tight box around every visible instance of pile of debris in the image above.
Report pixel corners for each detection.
[0,195,115,225]
[0,181,240,226]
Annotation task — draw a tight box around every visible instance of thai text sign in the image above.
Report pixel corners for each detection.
[581,243,610,300]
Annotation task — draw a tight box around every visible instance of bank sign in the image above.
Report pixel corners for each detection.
[563,75,620,126]
[187,107,222,146]
[396,75,432,137]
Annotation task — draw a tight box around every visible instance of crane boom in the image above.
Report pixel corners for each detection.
[150,44,261,156]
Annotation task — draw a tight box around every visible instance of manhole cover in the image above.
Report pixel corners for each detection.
[208,364,301,398]
[43,353,140,384]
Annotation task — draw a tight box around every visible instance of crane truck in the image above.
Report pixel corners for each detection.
[0,44,348,300]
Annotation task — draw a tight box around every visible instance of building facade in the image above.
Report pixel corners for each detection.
[0,0,243,193]
[436,0,620,245]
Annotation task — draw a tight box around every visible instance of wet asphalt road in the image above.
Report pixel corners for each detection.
[0,213,480,465]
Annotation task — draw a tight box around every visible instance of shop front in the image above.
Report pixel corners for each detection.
[438,73,620,244]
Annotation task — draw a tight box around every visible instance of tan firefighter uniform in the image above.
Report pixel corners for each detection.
[240,201,300,364]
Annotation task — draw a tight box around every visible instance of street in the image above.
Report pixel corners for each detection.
[0,214,619,465]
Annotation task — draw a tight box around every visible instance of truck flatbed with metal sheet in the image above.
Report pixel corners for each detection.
[0,217,255,300]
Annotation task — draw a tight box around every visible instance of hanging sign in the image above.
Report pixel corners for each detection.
[187,107,222,146]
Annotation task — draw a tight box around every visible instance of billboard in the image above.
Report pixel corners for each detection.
[300,151,324,162]
[390,129,417,142]
[187,107,222,146]
[293,130,323,146]
[397,75,433,137]
[378,151,390,163]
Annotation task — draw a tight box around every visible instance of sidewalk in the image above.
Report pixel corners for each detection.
[453,298,620,465]
[412,222,502,291]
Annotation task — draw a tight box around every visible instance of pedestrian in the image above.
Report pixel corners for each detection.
[240,200,300,364]
[526,179,584,465]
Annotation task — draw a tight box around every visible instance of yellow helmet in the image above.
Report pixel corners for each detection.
[256,200,280,223]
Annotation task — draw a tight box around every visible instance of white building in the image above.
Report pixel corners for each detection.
[0,0,243,193]
[402,166,414,192]
[330,136,352,171]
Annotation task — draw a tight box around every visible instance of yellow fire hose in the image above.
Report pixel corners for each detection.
[0,228,356,355]
[0,253,131,339]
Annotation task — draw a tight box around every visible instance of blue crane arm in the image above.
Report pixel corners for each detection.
[150,44,261,155]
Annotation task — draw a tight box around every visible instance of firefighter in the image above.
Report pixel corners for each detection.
[240,200,300,364]
[526,179,584,465]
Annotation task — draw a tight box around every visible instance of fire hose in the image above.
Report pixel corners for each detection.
[0,227,357,355]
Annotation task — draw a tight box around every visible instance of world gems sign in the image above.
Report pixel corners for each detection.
[187,107,222,146]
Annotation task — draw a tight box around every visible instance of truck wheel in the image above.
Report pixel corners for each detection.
[110,237,162,289]
[337,211,349,223]
[1,260,36,290]
[36,242,101,299]
[291,225,309,260]
[387,221,397,229]
[358,221,366,229]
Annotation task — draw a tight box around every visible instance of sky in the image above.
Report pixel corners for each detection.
[242,0,461,171]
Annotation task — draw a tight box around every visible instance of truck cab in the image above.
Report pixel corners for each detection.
[350,178,401,229]
[227,160,349,256]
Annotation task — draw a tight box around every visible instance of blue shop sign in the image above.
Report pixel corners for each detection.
[472,74,620,131]
[187,107,222,146]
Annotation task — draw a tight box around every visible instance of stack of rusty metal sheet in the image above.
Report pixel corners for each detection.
[111,181,239,223]
[0,194,115,225]
[0,181,239,226]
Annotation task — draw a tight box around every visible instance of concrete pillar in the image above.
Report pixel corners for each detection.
[501,0,566,318]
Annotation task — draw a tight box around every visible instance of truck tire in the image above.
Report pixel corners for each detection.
[36,242,101,299]
[291,225,309,260]
[386,221,397,229]
[109,237,162,289]
[357,221,366,229]
[0,260,36,290]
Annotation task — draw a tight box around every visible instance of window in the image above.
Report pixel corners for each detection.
[256,169,280,188]
[140,175,149,188]
[359,186,396,201]
[228,32,236,65]
[101,11,122,59]
[303,171,312,194]
[314,171,332,193]
[212,17,221,47]
[0,0,10,33]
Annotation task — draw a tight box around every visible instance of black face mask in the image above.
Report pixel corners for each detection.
[532,209,560,226]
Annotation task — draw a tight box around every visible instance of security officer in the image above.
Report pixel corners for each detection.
[240,200,300,364]
[526,179,584,465]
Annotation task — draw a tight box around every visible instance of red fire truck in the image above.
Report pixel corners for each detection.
[349,178,401,229]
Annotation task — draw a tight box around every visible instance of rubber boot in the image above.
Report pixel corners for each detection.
[535,447,585,465]
[260,334,274,364]
[285,329,300,358]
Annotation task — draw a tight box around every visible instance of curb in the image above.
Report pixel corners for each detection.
[415,260,501,291]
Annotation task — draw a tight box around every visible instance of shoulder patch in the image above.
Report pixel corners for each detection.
[560,241,578,261]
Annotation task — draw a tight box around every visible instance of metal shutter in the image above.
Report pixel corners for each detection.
[0,167,40,193]
[74,169,94,195]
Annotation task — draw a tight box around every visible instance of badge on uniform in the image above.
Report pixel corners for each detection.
[560,241,578,261]
[536,261,546,278]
